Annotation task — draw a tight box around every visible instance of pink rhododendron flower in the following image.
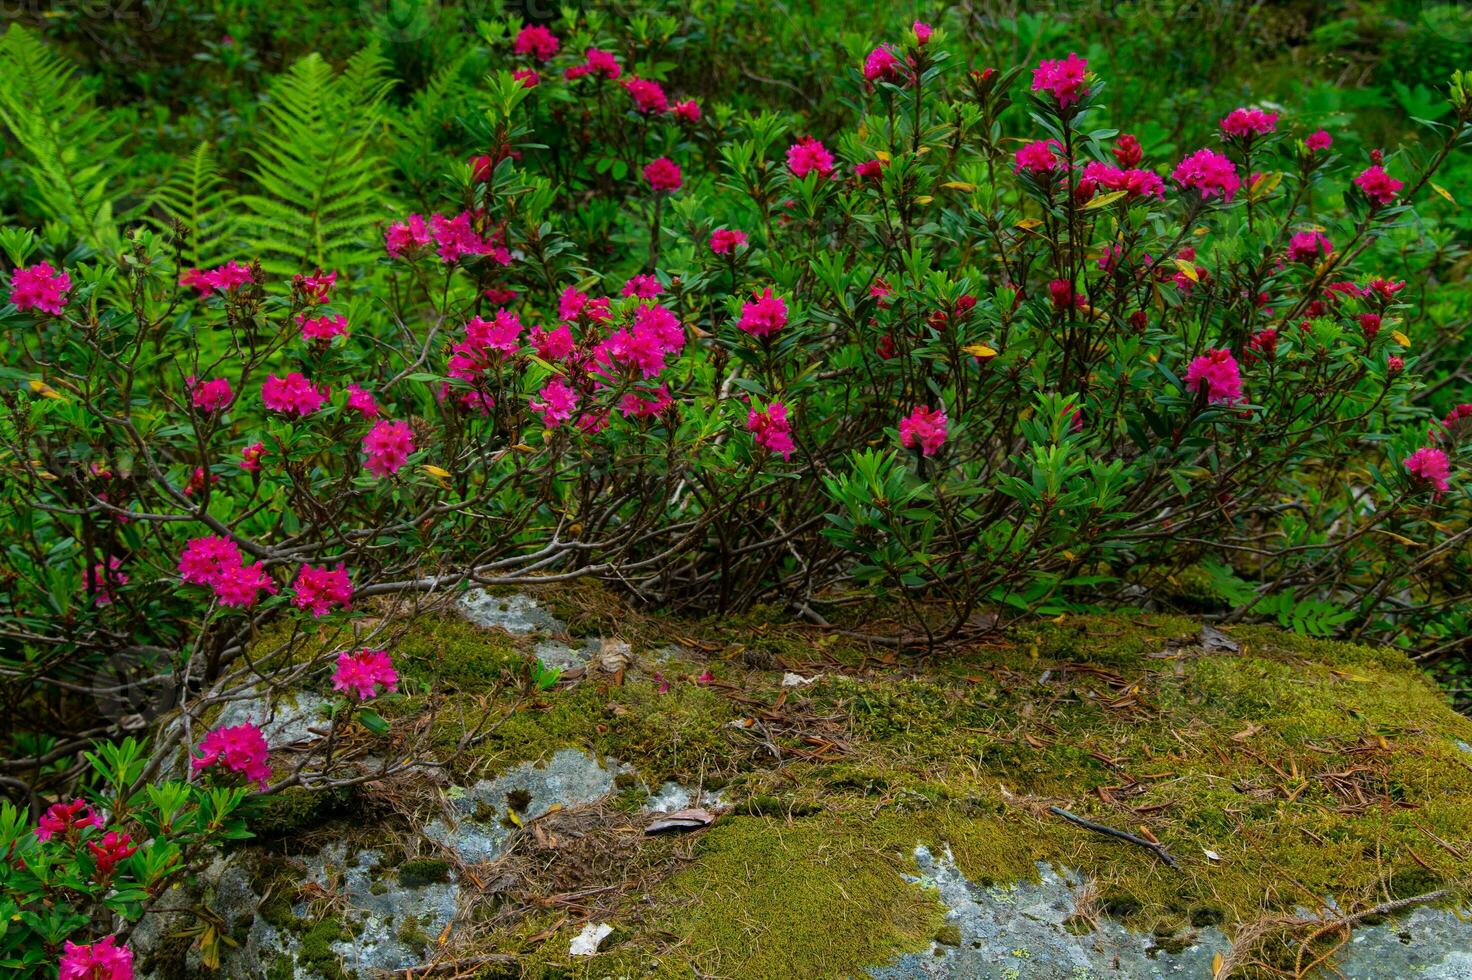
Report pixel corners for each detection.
[1405,446,1451,495]
[362,420,415,477]
[863,45,905,84]
[900,406,948,456]
[87,831,138,877]
[1113,133,1143,166]
[261,373,328,416]
[786,136,836,178]
[385,214,431,257]
[292,270,336,304]
[1287,231,1333,263]
[292,563,353,616]
[1354,165,1403,205]
[179,536,277,607]
[710,228,748,254]
[854,158,886,181]
[58,935,133,980]
[513,24,559,61]
[622,274,662,298]
[513,68,540,88]
[1049,278,1084,310]
[532,323,575,361]
[10,261,72,314]
[88,557,127,607]
[1031,53,1088,108]
[241,442,265,473]
[530,378,579,427]
[189,377,235,413]
[183,466,218,498]
[747,401,796,459]
[738,288,788,337]
[566,47,621,80]
[913,20,933,44]
[36,799,102,841]
[333,648,399,700]
[1013,139,1063,175]
[644,156,683,191]
[1388,355,1405,374]
[1078,162,1166,199]
[673,99,701,122]
[431,211,510,265]
[1220,107,1278,138]
[193,722,272,788]
[346,384,380,418]
[1305,129,1332,152]
[180,260,253,296]
[1185,348,1244,405]
[178,536,244,587]
[619,385,674,418]
[623,76,669,114]
[1172,148,1241,202]
[298,313,347,343]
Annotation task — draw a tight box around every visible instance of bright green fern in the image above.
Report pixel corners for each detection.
[0,25,127,253]
[242,46,398,276]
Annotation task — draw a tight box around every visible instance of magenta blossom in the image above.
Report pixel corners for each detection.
[530,378,579,427]
[180,260,253,296]
[900,406,948,456]
[346,384,380,418]
[1287,231,1333,263]
[1405,446,1451,496]
[1305,129,1333,153]
[644,156,683,192]
[362,419,414,476]
[1172,148,1241,202]
[333,648,399,701]
[1184,348,1244,405]
[385,214,431,257]
[193,722,271,789]
[87,831,138,877]
[292,562,353,616]
[36,799,102,842]
[710,228,748,254]
[1013,139,1063,176]
[747,401,796,460]
[738,288,788,337]
[10,261,72,314]
[261,373,328,416]
[1031,53,1088,108]
[513,24,559,61]
[786,136,836,178]
[1354,165,1403,206]
[1219,107,1278,138]
[298,313,347,343]
[189,377,235,413]
[58,935,134,980]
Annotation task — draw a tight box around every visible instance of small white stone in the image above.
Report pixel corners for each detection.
[569,922,614,956]
[781,672,818,687]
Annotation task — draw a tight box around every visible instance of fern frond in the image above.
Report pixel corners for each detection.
[241,46,398,276]
[0,25,124,252]
[146,141,239,269]
[388,49,478,199]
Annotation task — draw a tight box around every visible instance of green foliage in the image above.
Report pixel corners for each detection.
[241,46,397,275]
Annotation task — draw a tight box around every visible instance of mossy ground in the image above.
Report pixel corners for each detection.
[242,585,1472,979]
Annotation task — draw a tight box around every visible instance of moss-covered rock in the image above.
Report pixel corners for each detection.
[206,589,1472,978]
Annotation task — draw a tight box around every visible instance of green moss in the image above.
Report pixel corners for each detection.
[398,858,451,887]
[258,596,1472,978]
[396,613,524,690]
[246,786,356,838]
[396,915,433,950]
[297,916,355,980]
[648,815,945,979]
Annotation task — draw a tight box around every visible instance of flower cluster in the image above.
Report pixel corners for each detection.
[332,648,399,700]
[292,562,353,616]
[9,261,71,314]
[59,936,134,980]
[261,372,328,416]
[900,406,948,456]
[192,721,272,788]
[362,419,415,476]
[747,401,796,459]
[178,536,276,607]
[1185,349,1245,405]
[180,260,253,296]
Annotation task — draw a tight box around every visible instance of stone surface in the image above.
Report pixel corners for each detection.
[459,588,566,635]
[424,747,625,863]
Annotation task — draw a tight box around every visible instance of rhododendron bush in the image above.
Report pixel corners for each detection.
[1,11,1471,971]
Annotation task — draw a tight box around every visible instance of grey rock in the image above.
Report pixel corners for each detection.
[642,780,727,814]
[459,589,565,635]
[216,689,331,747]
[533,636,599,670]
[424,748,624,863]
[871,847,1472,980]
